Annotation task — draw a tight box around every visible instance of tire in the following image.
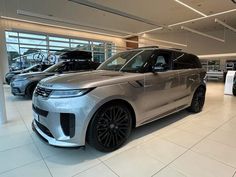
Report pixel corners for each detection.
[87,103,132,152]
[26,83,37,98]
[187,87,206,113]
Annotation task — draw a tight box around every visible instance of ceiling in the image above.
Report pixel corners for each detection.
[1,0,236,38]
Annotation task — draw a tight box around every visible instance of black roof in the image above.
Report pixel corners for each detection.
[60,50,92,60]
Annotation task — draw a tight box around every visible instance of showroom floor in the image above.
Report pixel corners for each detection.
[1,82,236,177]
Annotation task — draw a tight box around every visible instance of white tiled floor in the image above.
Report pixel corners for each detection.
[1,82,236,177]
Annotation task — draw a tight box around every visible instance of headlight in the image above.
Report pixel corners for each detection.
[50,88,94,98]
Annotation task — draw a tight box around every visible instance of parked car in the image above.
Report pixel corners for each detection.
[32,47,206,152]
[11,51,100,98]
[5,64,52,85]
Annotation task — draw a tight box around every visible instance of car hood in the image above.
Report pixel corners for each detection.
[39,70,143,89]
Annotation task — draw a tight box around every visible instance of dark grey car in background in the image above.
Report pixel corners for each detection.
[32,47,206,152]
[5,64,52,85]
[11,51,100,98]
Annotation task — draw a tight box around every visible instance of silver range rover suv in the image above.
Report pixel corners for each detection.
[32,47,206,152]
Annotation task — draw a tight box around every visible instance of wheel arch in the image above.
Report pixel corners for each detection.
[25,81,39,95]
[85,98,137,142]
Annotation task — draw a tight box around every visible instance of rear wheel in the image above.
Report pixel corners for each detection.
[87,103,132,152]
[187,87,206,113]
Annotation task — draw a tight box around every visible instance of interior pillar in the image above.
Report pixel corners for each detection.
[0,19,7,124]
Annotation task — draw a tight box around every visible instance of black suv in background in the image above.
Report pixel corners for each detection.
[5,64,52,85]
[10,50,100,98]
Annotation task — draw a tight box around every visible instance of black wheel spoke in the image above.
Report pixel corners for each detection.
[95,105,131,150]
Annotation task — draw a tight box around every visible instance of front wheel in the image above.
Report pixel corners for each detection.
[87,103,132,152]
[187,87,206,113]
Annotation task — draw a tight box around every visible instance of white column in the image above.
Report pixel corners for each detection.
[0,19,7,124]
[0,73,7,124]
[0,20,9,82]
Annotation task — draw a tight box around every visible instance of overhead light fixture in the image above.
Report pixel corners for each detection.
[68,0,162,27]
[198,53,236,58]
[137,27,163,35]
[174,0,207,17]
[215,18,236,33]
[138,8,236,34]
[181,26,225,42]
[169,9,236,28]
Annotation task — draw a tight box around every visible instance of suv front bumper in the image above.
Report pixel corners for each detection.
[32,92,100,147]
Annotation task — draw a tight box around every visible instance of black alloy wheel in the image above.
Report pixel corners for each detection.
[88,103,132,152]
[187,87,206,113]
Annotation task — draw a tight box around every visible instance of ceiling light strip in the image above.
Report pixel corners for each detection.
[138,27,163,35]
[181,26,225,42]
[169,8,236,27]
[215,18,236,33]
[175,0,207,17]
[138,8,236,34]
[68,0,162,27]
[198,53,236,58]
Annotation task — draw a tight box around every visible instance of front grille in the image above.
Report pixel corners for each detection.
[35,86,52,98]
[35,120,53,138]
[33,104,48,117]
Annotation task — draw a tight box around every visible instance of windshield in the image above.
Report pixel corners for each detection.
[98,50,154,73]
[44,62,66,73]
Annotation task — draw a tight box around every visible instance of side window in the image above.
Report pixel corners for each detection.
[173,53,197,70]
[153,53,171,70]
[144,51,171,72]
[191,55,202,68]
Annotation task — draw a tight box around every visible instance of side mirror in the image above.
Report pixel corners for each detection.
[152,63,168,73]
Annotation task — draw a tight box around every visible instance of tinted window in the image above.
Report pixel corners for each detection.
[73,61,91,71]
[173,53,201,69]
[144,51,171,72]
